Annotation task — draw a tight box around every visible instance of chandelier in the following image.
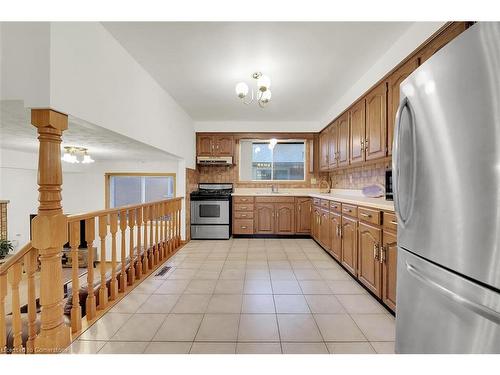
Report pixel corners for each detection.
[235,72,272,108]
[61,146,95,164]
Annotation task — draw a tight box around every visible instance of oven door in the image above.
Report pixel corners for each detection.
[190,200,229,225]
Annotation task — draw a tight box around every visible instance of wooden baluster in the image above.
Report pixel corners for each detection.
[127,209,135,285]
[9,263,23,353]
[31,109,70,352]
[142,206,149,274]
[135,207,143,280]
[119,210,127,292]
[85,217,96,320]
[161,202,166,258]
[69,221,82,333]
[167,201,173,254]
[0,273,6,354]
[155,204,160,263]
[25,249,39,353]
[109,213,118,301]
[149,205,154,268]
[176,200,181,248]
[98,215,108,309]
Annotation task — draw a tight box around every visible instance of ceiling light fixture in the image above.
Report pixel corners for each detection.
[235,72,272,108]
[61,146,95,164]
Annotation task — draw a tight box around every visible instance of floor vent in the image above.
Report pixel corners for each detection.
[155,265,172,277]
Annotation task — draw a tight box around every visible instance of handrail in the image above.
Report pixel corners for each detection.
[0,242,33,276]
[67,197,184,222]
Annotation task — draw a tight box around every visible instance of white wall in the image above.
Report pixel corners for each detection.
[320,22,446,126]
[49,22,196,168]
[0,147,183,251]
[0,22,50,108]
[194,121,320,133]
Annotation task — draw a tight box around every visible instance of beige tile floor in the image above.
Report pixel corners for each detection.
[65,238,395,354]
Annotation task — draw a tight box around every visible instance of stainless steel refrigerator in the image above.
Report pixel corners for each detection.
[393,22,500,354]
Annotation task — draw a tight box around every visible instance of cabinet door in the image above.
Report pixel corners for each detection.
[358,222,382,297]
[365,82,387,160]
[312,207,321,241]
[328,123,338,169]
[295,198,311,234]
[382,229,398,311]
[341,215,358,276]
[197,135,214,156]
[319,131,330,171]
[276,203,295,235]
[337,113,349,167]
[319,209,330,250]
[349,100,365,165]
[255,203,275,234]
[418,22,468,64]
[329,212,342,261]
[215,135,234,156]
[387,58,418,155]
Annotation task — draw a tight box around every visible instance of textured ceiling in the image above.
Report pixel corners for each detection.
[0,100,178,162]
[103,22,413,122]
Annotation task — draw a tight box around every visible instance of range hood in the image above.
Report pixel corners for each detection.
[196,156,233,165]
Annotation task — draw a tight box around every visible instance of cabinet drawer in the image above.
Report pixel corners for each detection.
[330,201,341,213]
[233,196,254,204]
[255,196,295,203]
[234,211,254,219]
[320,199,330,209]
[313,198,321,207]
[358,206,381,225]
[342,204,358,217]
[383,212,398,232]
[233,219,254,234]
[234,203,254,212]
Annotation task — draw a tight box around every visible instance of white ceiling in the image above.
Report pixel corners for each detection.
[102,22,413,122]
[0,100,178,162]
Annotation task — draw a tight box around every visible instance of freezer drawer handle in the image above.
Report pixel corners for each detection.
[406,262,500,324]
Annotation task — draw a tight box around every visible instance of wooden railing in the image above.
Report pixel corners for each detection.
[0,109,185,354]
[0,197,183,354]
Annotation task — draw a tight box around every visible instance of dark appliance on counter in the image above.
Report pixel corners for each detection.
[190,183,233,239]
[385,168,393,201]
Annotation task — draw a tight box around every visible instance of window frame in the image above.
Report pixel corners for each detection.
[238,139,307,182]
[105,172,176,209]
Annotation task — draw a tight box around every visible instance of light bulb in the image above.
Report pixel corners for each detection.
[82,154,95,164]
[235,82,249,98]
[258,75,271,92]
[261,89,272,103]
[62,152,73,163]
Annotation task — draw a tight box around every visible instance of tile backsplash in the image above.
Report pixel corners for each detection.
[328,160,389,190]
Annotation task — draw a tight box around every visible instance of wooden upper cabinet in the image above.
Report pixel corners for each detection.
[275,203,295,235]
[349,99,366,165]
[365,82,387,161]
[341,215,357,276]
[387,58,419,155]
[358,222,382,297]
[329,212,342,261]
[295,198,311,234]
[319,131,330,171]
[382,229,398,311]
[197,135,214,156]
[418,22,468,65]
[255,203,274,234]
[337,112,349,167]
[214,135,234,156]
[328,123,338,169]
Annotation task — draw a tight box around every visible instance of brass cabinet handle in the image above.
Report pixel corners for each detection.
[241,214,247,217]
[380,245,386,264]
[344,208,352,213]
[241,226,247,229]
[373,243,380,260]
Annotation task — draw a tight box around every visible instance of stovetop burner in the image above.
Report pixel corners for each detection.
[190,183,233,201]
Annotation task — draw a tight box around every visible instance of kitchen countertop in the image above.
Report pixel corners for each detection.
[232,188,394,211]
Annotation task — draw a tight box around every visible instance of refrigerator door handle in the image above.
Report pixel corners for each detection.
[392,96,417,228]
[406,261,500,324]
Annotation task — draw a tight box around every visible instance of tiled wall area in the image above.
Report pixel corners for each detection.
[185,168,200,241]
[328,160,388,189]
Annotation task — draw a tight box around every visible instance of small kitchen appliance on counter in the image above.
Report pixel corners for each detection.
[190,183,233,239]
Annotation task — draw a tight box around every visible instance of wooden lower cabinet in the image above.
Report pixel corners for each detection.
[319,208,330,250]
[329,212,342,261]
[276,202,295,234]
[312,206,321,241]
[295,198,311,234]
[255,203,275,234]
[358,222,382,297]
[381,229,398,311]
[341,215,357,275]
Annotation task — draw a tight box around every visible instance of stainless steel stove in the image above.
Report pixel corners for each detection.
[190,183,233,239]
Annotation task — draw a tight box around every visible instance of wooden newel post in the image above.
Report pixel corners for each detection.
[31,109,71,353]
